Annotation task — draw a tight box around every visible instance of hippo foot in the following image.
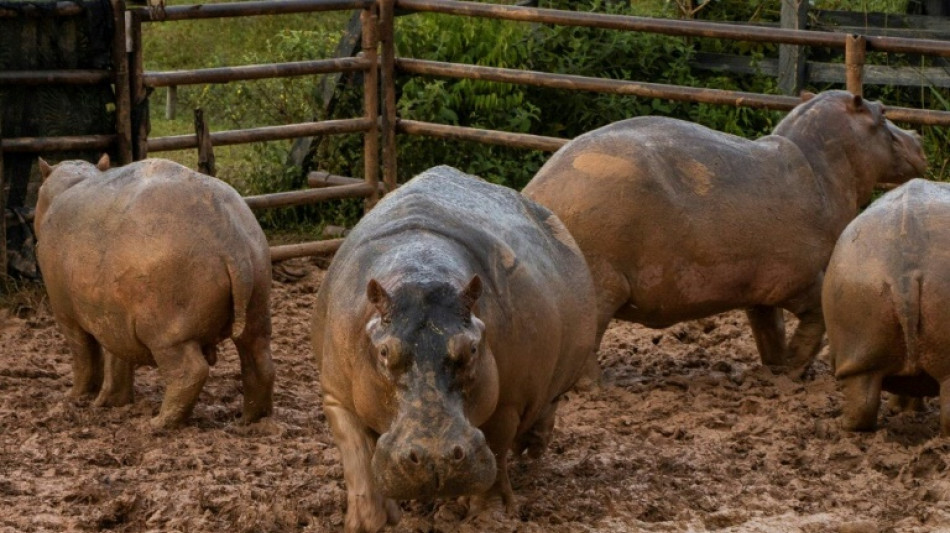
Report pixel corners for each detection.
[93,387,133,408]
[344,494,400,533]
[461,489,517,519]
[149,412,187,430]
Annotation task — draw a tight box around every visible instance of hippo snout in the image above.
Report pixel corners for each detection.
[372,419,496,500]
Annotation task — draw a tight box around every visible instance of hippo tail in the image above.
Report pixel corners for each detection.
[893,271,922,374]
[226,257,253,340]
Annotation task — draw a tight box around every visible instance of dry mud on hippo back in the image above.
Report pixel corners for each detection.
[523,90,927,375]
[312,165,597,532]
[823,178,950,435]
[34,157,274,429]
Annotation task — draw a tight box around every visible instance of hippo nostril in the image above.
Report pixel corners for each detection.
[408,450,421,465]
[452,445,465,462]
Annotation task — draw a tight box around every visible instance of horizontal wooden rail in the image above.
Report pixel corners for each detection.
[0,1,82,17]
[270,238,343,261]
[147,118,371,152]
[133,0,372,21]
[397,119,567,151]
[0,70,112,86]
[245,182,375,209]
[397,58,800,111]
[1,134,116,153]
[144,57,370,87]
[883,106,950,127]
[396,0,950,57]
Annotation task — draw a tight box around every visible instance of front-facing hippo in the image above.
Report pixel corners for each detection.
[823,179,950,435]
[523,90,926,374]
[312,166,597,532]
[35,157,274,429]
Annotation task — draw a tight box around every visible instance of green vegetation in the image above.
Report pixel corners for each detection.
[141,0,950,232]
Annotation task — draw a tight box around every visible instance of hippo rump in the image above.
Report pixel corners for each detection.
[523,90,927,375]
[823,179,950,435]
[34,156,274,429]
[312,166,597,532]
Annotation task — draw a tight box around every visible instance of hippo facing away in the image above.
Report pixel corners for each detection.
[824,179,950,435]
[312,166,597,532]
[35,157,274,429]
[523,90,927,375]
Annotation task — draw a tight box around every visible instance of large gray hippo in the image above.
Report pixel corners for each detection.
[312,166,597,532]
[523,90,927,374]
[35,156,274,429]
[823,178,950,435]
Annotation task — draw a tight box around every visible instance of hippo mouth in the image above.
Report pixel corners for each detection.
[371,436,496,501]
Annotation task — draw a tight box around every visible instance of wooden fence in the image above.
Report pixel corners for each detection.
[3,0,950,271]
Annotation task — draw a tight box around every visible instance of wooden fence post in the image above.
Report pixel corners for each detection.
[845,34,866,97]
[166,85,178,120]
[380,0,397,193]
[0,122,6,278]
[129,12,149,160]
[111,0,133,165]
[194,108,215,176]
[779,0,808,95]
[361,4,380,210]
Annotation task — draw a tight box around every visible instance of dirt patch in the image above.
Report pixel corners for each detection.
[1,259,948,532]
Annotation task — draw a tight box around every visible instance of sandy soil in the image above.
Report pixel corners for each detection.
[1,258,948,533]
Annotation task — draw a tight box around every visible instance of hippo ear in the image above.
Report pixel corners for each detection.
[460,275,482,313]
[800,91,816,102]
[849,94,864,112]
[96,153,111,171]
[367,279,392,320]
[38,158,53,181]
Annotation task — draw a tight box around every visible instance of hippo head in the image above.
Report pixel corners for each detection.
[365,275,498,501]
[34,155,110,240]
[774,91,927,203]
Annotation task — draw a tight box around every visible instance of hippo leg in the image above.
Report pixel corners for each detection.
[785,308,826,374]
[324,397,400,533]
[514,400,557,459]
[61,323,104,398]
[941,379,950,437]
[468,406,519,515]
[93,353,134,407]
[150,341,210,428]
[839,372,883,431]
[745,306,786,368]
[887,394,925,413]
[233,317,275,424]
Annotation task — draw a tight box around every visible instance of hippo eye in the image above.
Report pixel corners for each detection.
[378,346,389,363]
[470,344,478,356]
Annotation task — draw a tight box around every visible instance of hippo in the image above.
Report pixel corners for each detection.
[35,156,274,429]
[312,166,597,532]
[523,90,927,375]
[823,178,950,435]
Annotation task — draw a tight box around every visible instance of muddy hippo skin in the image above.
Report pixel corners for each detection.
[523,90,927,374]
[823,179,950,435]
[312,166,597,532]
[34,156,274,429]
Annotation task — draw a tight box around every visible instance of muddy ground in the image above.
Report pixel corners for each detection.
[1,258,948,533]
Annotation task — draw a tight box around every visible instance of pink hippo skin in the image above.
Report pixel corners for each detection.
[34,156,274,429]
[523,90,927,376]
[824,178,950,435]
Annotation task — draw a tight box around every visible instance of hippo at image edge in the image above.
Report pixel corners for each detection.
[824,178,950,435]
[523,90,927,377]
[312,166,598,533]
[34,156,275,429]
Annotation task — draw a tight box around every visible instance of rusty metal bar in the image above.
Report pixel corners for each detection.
[362,6,381,208]
[130,12,148,160]
[270,238,343,262]
[112,0,133,165]
[380,0,398,192]
[865,34,950,58]
[395,0,844,48]
[133,0,372,22]
[245,182,375,209]
[397,58,800,111]
[1,135,117,153]
[147,118,372,152]
[397,119,567,152]
[143,57,370,88]
[845,34,866,97]
[0,1,82,17]
[0,70,112,86]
